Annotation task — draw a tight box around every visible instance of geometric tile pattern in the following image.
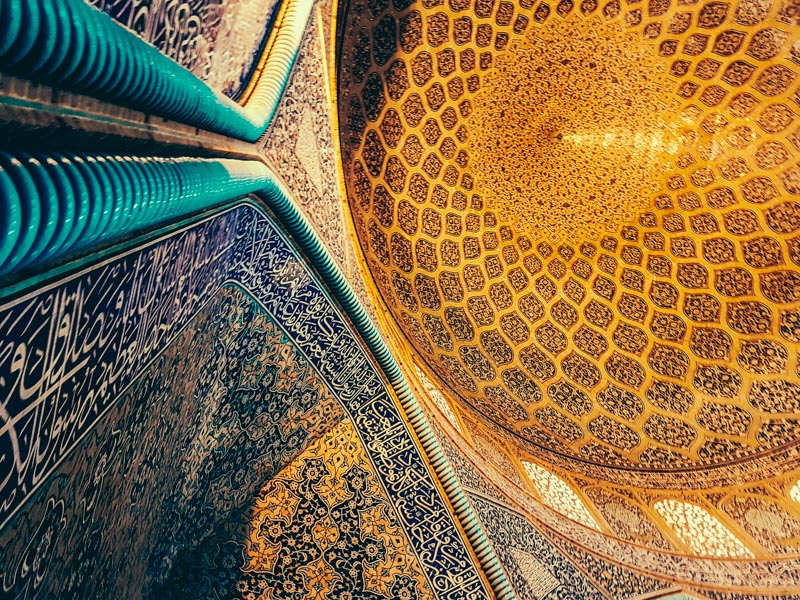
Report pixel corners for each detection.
[420,376,800,591]
[0,285,349,597]
[263,10,386,330]
[159,418,432,598]
[337,0,800,486]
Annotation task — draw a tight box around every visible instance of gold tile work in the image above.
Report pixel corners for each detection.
[415,362,463,430]
[461,400,800,557]
[245,419,432,599]
[522,460,602,530]
[471,15,678,244]
[339,0,800,483]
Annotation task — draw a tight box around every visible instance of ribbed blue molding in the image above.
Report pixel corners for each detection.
[0,152,270,276]
[0,0,314,142]
[243,0,315,138]
[254,178,517,600]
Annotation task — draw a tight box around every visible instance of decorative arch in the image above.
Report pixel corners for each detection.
[521,461,601,530]
[653,499,754,558]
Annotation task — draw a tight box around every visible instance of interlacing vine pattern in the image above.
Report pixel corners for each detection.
[340,0,800,476]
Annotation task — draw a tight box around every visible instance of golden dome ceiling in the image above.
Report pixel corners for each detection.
[337,0,800,488]
[470,15,676,243]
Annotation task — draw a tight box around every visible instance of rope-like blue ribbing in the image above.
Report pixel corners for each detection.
[0,0,313,142]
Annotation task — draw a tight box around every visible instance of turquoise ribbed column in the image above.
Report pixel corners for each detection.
[0,0,266,140]
[252,179,517,600]
[0,152,270,276]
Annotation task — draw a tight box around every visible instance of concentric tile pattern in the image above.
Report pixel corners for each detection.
[338,0,800,483]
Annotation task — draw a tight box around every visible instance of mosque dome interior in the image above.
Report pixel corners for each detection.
[0,0,798,597]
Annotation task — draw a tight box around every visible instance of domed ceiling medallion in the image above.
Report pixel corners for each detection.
[470,14,679,244]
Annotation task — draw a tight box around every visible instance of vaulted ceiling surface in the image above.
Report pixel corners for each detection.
[337,0,800,488]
